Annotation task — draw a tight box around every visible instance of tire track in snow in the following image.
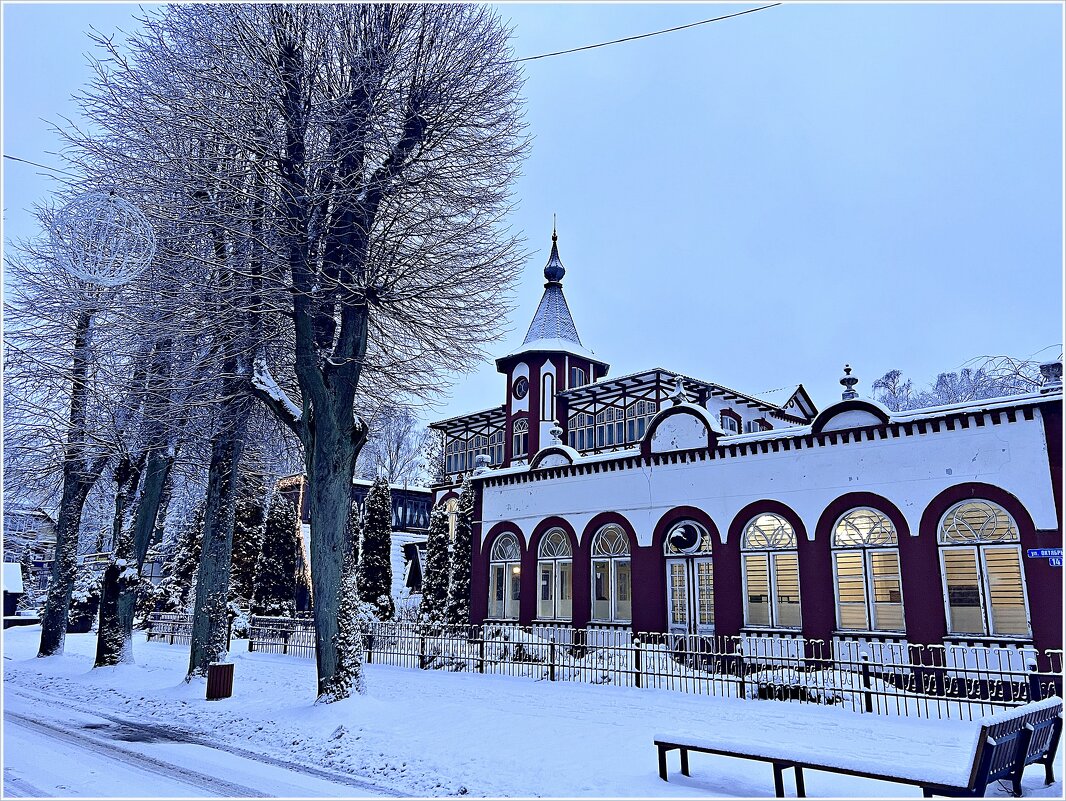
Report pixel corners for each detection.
[4,711,271,798]
[3,768,50,798]
[5,685,415,798]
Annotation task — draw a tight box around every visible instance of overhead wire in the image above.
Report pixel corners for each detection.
[513,3,782,63]
[4,4,784,176]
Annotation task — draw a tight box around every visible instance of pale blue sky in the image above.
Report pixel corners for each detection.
[3,2,1062,422]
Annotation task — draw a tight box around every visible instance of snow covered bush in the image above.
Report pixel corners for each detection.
[356,478,394,620]
[250,495,299,617]
[420,505,450,625]
[445,478,473,625]
[68,567,102,634]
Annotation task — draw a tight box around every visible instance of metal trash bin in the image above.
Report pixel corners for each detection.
[206,662,234,700]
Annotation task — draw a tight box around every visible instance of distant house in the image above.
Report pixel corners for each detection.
[3,505,57,591]
[3,562,25,618]
[276,475,434,610]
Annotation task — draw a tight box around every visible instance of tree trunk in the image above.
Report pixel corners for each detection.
[94,456,141,667]
[307,421,363,701]
[39,308,100,657]
[186,393,249,677]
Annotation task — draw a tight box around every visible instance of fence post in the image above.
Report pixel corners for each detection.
[860,653,873,713]
[1027,659,1042,702]
[737,648,746,700]
[419,630,426,669]
[478,636,485,673]
[634,637,642,689]
[549,636,557,682]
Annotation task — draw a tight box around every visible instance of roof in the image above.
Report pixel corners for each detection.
[560,367,814,421]
[428,404,506,434]
[499,232,604,364]
[3,563,24,594]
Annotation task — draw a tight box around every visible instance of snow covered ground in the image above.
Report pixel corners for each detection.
[3,625,1062,798]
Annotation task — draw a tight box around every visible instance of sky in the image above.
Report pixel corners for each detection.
[2,2,1063,424]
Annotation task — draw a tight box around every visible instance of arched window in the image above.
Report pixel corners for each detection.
[542,373,555,421]
[664,520,714,633]
[537,529,572,620]
[512,418,529,459]
[721,413,739,434]
[444,497,460,542]
[939,501,1030,637]
[591,525,631,623]
[832,508,903,632]
[488,533,522,619]
[742,513,801,629]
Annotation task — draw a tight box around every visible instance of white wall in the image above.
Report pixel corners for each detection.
[481,409,1056,548]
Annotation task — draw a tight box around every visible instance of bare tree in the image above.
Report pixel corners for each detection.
[356,406,431,484]
[871,349,1061,411]
[19,4,528,701]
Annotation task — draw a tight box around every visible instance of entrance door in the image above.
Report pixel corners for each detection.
[666,556,714,636]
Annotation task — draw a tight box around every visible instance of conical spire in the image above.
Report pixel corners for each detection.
[544,219,565,283]
[521,227,583,349]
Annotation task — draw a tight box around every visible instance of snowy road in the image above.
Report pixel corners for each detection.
[3,687,393,798]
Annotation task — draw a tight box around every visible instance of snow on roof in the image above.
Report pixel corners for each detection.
[753,385,802,407]
[522,283,583,347]
[3,563,25,594]
[473,389,1059,482]
[503,336,598,361]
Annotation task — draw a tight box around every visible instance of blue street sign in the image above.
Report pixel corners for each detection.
[1050,557,1062,568]
[1026,548,1063,559]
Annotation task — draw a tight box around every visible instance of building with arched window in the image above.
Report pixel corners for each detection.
[430,231,1063,660]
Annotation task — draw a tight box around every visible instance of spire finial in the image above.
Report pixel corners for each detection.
[544,220,565,282]
[840,364,859,400]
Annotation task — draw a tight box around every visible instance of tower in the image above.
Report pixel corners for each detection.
[494,227,609,465]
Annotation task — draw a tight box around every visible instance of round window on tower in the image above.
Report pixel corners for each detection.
[512,376,529,400]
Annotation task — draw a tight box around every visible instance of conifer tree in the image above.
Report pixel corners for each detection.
[229,482,266,606]
[356,477,394,620]
[420,505,451,625]
[323,551,366,702]
[156,505,204,613]
[446,477,474,625]
[250,495,300,617]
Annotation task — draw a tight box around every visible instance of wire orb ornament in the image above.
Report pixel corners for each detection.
[50,191,156,287]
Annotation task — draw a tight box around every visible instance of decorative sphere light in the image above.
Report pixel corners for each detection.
[50,191,156,287]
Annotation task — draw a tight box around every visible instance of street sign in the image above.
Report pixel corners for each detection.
[1026,548,1063,559]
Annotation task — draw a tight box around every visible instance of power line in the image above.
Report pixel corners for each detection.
[3,154,80,179]
[5,4,784,178]
[513,3,782,63]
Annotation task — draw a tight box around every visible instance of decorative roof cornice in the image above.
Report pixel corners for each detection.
[473,391,1061,489]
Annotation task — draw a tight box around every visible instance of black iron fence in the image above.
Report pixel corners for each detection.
[150,614,1062,721]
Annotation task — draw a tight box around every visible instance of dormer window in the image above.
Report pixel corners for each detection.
[570,366,587,388]
[722,415,739,434]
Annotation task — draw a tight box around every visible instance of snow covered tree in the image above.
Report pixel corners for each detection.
[323,551,367,702]
[420,505,451,625]
[357,477,394,620]
[355,407,431,484]
[420,433,447,486]
[250,496,300,618]
[229,476,266,607]
[872,351,1058,411]
[29,3,527,699]
[156,505,203,613]
[446,478,474,626]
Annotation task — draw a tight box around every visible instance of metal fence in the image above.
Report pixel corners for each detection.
[162,615,1062,721]
[145,612,194,646]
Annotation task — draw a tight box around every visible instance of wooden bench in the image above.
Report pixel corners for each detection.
[655,697,1062,797]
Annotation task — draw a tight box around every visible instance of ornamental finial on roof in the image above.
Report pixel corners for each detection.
[544,221,565,283]
[840,364,859,400]
[668,375,689,405]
